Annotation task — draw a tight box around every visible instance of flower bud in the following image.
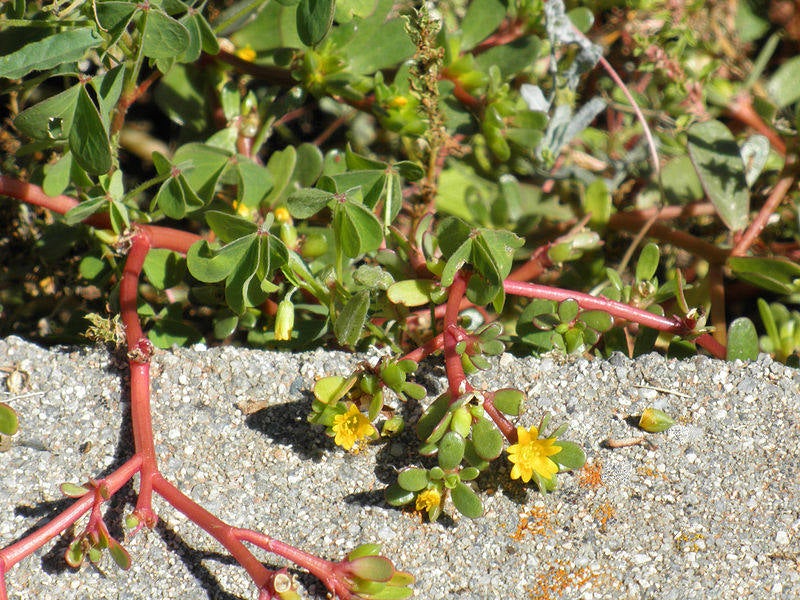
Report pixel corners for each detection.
[638,408,675,433]
[274,299,295,341]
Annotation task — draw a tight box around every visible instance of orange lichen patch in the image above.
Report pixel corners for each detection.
[637,465,668,481]
[578,461,603,489]
[593,502,616,532]
[511,506,556,541]
[527,559,614,600]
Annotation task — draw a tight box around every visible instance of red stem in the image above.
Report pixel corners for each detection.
[153,476,271,591]
[0,456,141,573]
[730,170,796,257]
[443,274,473,399]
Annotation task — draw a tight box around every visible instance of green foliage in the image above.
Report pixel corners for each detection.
[4,0,800,594]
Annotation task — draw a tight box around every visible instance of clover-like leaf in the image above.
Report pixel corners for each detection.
[141,8,191,60]
[687,120,750,232]
[0,27,102,80]
[334,290,370,347]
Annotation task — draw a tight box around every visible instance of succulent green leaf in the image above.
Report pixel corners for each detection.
[95,2,138,38]
[460,466,480,481]
[314,375,354,404]
[687,120,750,231]
[636,243,660,282]
[740,135,770,187]
[552,441,585,469]
[213,311,239,339]
[471,417,503,461]
[451,482,483,518]
[296,0,335,46]
[347,543,382,560]
[386,279,438,307]
[728,256,800,295]
[108,539,132,570]
[334,290,370,347]
[440,239,472,288]
[0,402,18,436]
[385,482,415,506]
[417,393,451,442]
[65,539,85,568]
[0,27,102,80]
[579,310,614,332]
[397,467,429,492]
[437,217,473,258]
[492,388,524,416]
[63,196,107,226]
[91,65,126,130]
[584,179,612,227]
[437,431,466,470]
[348,555,394,582]
[558,298,579,323]
[727,317,759,361]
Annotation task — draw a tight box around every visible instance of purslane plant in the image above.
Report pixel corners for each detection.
[1,0,800,598]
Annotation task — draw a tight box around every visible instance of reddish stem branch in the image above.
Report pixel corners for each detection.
[730,169,796,257]
[443,274,473,399]
[0,456,142,574]
[153,477,271,591]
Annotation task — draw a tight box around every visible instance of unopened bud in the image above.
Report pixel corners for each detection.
[638,408,675,433]
[274,299,295,341]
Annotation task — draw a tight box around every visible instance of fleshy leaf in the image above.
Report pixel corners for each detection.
[437,431,466,470]
[727,317,759,361]
[0,402,18,436]
[552,441,586,469]
[471,417,503,460]
[451,482,483,518]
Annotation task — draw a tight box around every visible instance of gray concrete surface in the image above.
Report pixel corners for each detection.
[0,336,798,599]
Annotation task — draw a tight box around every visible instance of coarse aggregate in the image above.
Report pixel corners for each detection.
[0,335,798,600]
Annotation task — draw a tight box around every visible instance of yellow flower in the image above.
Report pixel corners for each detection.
[235,44,257,62]
[415,488,441,513]
[332,404,375,451]
[507,425,562,483]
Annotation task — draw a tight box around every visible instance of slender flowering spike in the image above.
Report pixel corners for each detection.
[331,403,377,450]
[506,425,562,484]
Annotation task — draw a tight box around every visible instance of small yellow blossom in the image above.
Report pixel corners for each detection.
[415,488,441,512]
[274,206,292,224]
[507,425,561,483]
[389,96,408,108]
[331,404,375,451]
[235,44,257,62]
